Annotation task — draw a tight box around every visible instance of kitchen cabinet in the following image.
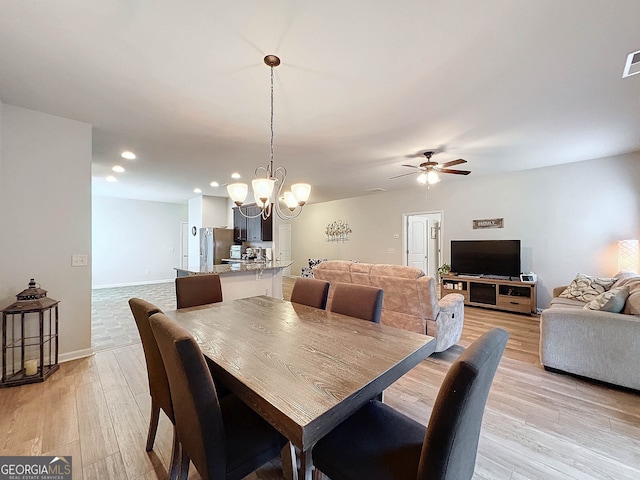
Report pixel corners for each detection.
[233,207,247,242]
[233,205,273,242]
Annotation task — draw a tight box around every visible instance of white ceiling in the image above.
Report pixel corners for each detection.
[1,1,639,204]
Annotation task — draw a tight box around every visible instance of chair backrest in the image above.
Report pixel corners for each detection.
[417,328,509,480]
[128,298,173,421]
[175,274,223,309]
[290,277,330,309]
[149,312,226,480]
[330,282,384,323]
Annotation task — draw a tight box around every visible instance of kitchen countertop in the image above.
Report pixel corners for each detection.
[175,260,293,276]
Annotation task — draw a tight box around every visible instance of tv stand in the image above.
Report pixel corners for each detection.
[441,274,537,315]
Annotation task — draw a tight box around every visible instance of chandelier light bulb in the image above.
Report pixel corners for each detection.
[291,183,311,205]
[417,173,428,184]
[283,191,299,210]
[227,183,249,206]
[427,170,441,184]
[253,190,269,209]
[252,177,276,204]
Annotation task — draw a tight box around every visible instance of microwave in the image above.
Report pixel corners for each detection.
[230,245,242,259]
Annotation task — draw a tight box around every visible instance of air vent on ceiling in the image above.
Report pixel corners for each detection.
[622,50,640,78]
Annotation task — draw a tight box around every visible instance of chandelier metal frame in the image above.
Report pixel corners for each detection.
[227,55,310,220]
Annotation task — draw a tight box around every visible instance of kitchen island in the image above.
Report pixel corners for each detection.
[174,260,293,301]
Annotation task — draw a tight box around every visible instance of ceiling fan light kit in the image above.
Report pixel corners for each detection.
[390,151,471,187]
[227,55,311,220]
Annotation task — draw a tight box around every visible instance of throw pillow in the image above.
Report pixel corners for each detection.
[583,286,630,313]
[558,273,616,302]
[308,258,327,268]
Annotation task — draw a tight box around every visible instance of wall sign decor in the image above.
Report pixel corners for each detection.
[473,218,504,229]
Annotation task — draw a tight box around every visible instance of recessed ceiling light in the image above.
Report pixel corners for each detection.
[121,151,136,160]
[112,165,125,173]
[231,173,241,179]
[106,175,117,182]
[194,188,202,193]
[210,181,220,187]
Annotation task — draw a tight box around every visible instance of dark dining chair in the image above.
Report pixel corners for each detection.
[290,277,330,309]
[330,282,384,323]
[312,328,509,480]
[148,311,289,480]
[175,273,223,309]
[128,298,181,479]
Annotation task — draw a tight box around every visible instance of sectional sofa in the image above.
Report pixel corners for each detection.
[313,260,464,352]
[539,272,640,390]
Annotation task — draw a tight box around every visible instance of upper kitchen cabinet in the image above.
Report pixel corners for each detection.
[233,205,273,242]
[233,207,247,242]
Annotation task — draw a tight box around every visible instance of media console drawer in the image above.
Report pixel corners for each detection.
[497,295,532,313]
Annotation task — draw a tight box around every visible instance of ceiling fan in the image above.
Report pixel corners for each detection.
[389,151,471,185]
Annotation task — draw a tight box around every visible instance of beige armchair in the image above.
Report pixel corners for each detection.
[313,261,464,352]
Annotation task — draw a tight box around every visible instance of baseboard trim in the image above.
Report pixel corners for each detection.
[59,348,94,363]
[93,279,174,289]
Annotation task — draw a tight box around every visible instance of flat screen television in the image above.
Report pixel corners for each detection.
[450,240,521,278]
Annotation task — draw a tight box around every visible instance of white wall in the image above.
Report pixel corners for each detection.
[92,196,187,287]
[0,104,93,362]
[291,153,640,309]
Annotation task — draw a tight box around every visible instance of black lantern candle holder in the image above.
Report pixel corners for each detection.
[1,278,60,387]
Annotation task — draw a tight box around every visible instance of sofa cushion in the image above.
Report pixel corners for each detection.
[558,273,616,302]
[583,286,629,313]
[370,264,424,279]
[351,262,373,285]
[610,275,640,316]
[549,297,586,309]
[624,292,640,316]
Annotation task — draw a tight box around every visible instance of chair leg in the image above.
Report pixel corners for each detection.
[168,427,182,480]
[299,450,313,480]
[313,468,326,480]
[178,445,190,480]
[146,399,161,451]
[281,442,298,480]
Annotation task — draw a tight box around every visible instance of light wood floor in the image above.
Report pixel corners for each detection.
[1,278,639,479]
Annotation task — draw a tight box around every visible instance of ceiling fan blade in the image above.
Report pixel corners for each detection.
[389,171,420,179]
[439,169,471,175]
[401,164,418,168]
[439,159,467,168]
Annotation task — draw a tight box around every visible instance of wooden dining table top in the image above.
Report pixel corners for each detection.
[164,295,436,452]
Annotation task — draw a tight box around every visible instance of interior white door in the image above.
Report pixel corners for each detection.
[180,222,189,269]
[278,223,292,277]
[407,215,428,273]
[405,212,442,278]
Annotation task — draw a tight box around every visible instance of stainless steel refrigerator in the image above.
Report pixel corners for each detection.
[200,228,235,270]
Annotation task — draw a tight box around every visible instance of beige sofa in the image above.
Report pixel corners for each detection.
[540,272,640,390]
[313,260,464,352]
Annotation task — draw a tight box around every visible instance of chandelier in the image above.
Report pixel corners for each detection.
[227,55,311,220]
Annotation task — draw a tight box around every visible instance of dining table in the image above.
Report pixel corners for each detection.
[164,295,436,479]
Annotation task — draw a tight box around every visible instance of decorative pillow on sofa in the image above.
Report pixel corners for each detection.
[302,258,328,278]
[559,273,616,302]
[583,286,630,313]
[308,258,327,268]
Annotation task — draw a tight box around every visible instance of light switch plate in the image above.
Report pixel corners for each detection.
[72,254,88,267]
